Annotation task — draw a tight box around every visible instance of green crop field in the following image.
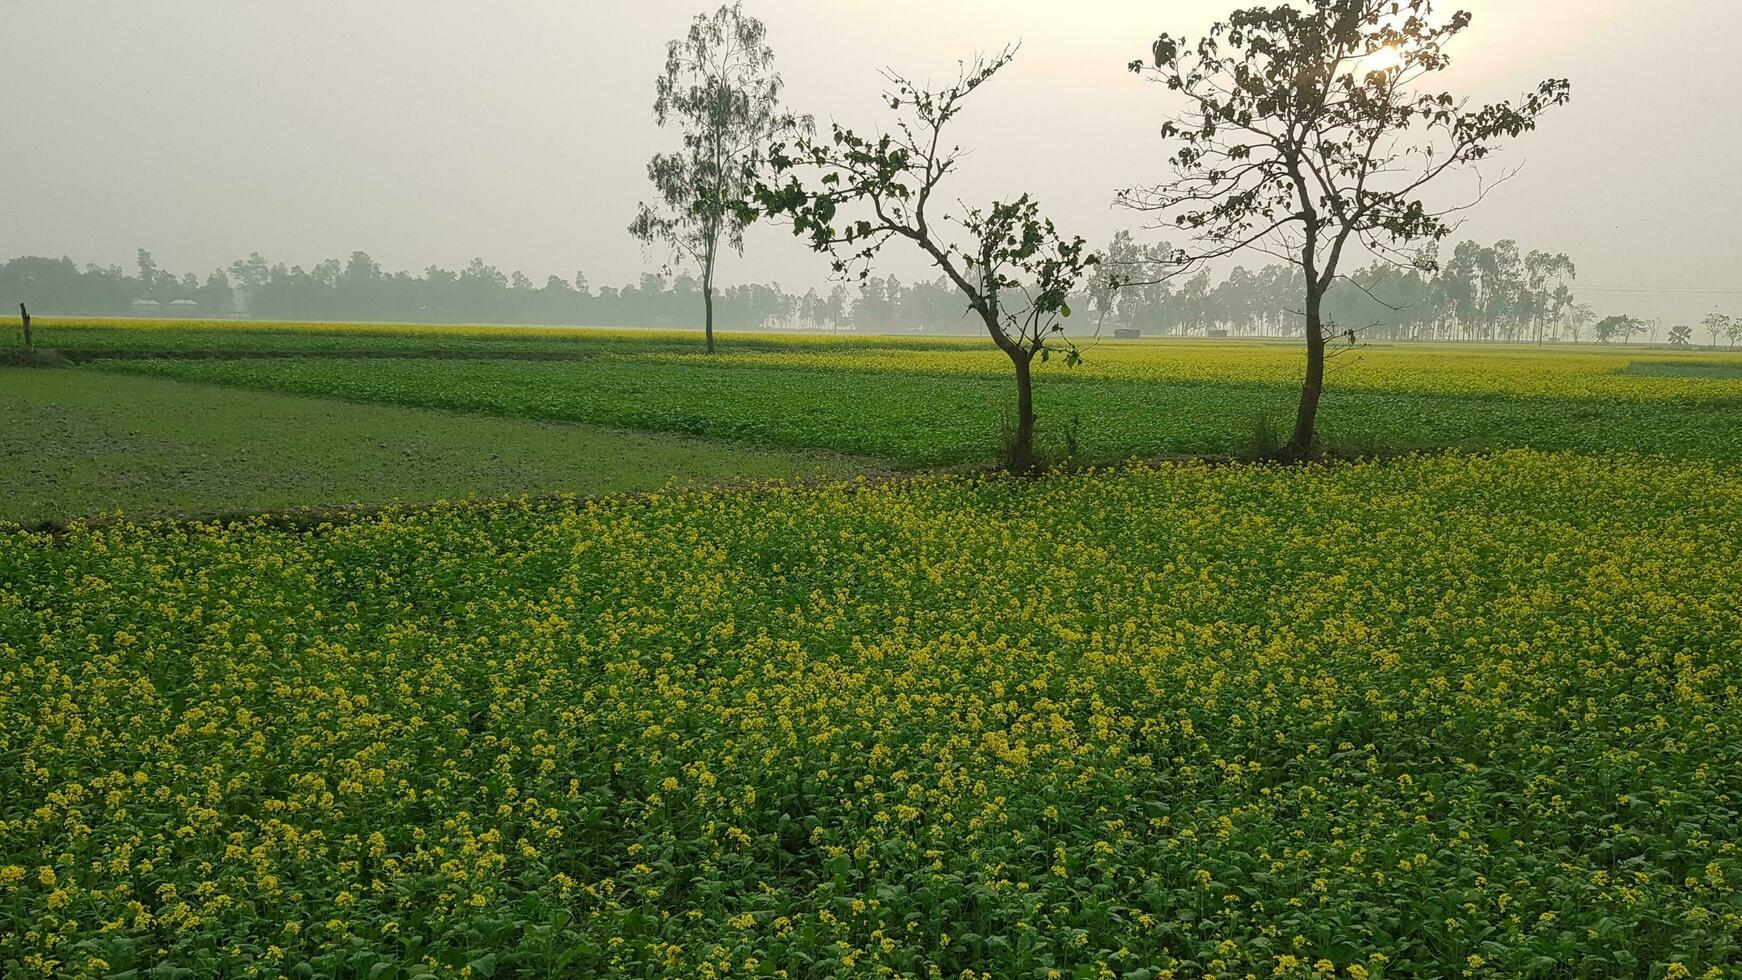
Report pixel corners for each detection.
[4,320,1742,978]
[0,369,867,526]
[94,353,1742,466]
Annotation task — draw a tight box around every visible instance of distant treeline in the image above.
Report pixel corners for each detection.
[1090,235,1598,343]
[1,239,1615,341]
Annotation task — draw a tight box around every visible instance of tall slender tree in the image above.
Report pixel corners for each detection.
[630,2,809,353]
[1120,0,1569,457]
[1524,248,1576,345]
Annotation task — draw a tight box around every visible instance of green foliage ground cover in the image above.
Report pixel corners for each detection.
[0,369,866,526]
[98,355,1742,466]
[3,451,1739,977]
[1623,360,1742,381]
[8,322,1742,977]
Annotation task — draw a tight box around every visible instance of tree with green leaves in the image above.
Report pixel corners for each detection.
[757,48,1097,473]
[825,283,850,332]
[1120,0,1569,458]
[630,2,809,354]
[1595,314,1642,344]
[1564,301,1595,344]
[1703,313,1732,349]
[1089,230,1175,333]
[1669,324,1693,346]
[1523,248,1576,344]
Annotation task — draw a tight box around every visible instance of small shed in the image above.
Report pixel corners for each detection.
[168,299,200,317]
[1113,328,1142,340]
[1207,329,1231,339]
[129,299,163,317]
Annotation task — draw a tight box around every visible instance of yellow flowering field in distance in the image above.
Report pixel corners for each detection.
[643,342,1742,403]
[24,317,736,343]
[16,318,965,358]
[3,451,1740,977]
[23,316,1742,402]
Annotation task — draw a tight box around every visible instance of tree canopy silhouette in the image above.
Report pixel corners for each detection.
[1120,0,1569,457]
[757,48,1097,473]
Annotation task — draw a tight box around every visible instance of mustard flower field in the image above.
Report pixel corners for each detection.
[4,451,1741,977]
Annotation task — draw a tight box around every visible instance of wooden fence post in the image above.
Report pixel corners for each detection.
[19,303,30,350]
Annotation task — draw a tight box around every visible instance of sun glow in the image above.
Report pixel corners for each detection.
[1359,43,1406,75]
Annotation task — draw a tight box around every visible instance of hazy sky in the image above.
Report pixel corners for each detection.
[4,1,1740,322]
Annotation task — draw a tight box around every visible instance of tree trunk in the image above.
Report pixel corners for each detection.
[19,304,31,350]
[702,275,715,354]
[1008,349,1037,474]
[1285,289,1325,459]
